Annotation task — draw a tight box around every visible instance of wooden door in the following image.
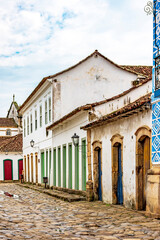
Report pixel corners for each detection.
[46,150,48,178]
[98,149,102,201]
[53,148,56,186]
[58,147,61,187]
[63,145,66,188]
[137,136,150,210]
[41,152,45,183]
[31,155,33,183]
[27,155,30,182]
[35,153,38,183]
[24,156,26,181]
[18,159,23,180]
[68,144,72,189]
[117,145,123,205]
[82,140,86,191]
[75,145,79,190]
[143,137,150,209]
[49,150,51,185]
[4,160,12,180]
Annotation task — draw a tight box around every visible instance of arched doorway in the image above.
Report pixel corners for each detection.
[111,134,123,205]
[92,141,102,201]
[135,126,151,210]
[3,160,13,180]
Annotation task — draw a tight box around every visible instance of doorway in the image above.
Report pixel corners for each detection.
[92,141,102,201]
[112,142,123,205]
[4,160,12,180]
[18,159,23,180]
[137,136,150,210]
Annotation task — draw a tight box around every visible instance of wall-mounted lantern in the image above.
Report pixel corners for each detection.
[30,139,35,148]
[71,133,79,146]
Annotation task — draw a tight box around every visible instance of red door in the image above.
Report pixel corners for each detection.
[4,160,12,180]
[18,160,23,179]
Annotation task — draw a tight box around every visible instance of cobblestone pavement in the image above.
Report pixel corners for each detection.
[0,184,160,240]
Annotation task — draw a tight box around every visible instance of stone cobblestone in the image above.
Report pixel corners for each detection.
[0,183,159,239]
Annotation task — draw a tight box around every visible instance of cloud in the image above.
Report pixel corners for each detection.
[0,0,153,116]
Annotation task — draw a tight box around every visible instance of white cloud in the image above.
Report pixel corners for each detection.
[0,0,153,116]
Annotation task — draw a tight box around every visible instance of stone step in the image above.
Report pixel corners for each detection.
[17,183,86,202]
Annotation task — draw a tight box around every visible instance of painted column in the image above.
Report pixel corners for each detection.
[146,0,160,218]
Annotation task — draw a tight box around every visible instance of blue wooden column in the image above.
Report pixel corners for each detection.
[152,0,160,164]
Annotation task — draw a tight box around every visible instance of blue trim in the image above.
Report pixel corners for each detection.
[154,89,160,97]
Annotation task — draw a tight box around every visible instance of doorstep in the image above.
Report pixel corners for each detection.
[17,183,86,202]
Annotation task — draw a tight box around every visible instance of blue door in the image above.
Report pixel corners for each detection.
[98,149,102,201]
[117,145,123,205]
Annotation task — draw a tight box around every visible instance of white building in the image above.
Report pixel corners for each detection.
[0,96,23,181]
[19,51,152,209]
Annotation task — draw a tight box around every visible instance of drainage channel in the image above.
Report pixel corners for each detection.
[0,191,19,199]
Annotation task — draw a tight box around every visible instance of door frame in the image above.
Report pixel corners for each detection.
[111,134,124,205]
[3,159,13,180]
[135,126,151,210]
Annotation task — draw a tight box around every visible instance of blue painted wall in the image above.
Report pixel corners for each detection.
[152,0,160,163]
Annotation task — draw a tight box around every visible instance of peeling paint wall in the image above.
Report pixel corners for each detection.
[90,109,151,208]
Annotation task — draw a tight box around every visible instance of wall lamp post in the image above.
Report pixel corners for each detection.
[71,133,79,146]
[30,139,35,148]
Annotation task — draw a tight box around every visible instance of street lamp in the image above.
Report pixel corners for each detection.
[30,139,35,148]
[71,133,79,146]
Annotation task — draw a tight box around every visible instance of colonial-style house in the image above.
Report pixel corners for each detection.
[19,50,153,210]
[0,96,23,181]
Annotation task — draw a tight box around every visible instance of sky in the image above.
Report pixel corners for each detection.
[0,0,153,117]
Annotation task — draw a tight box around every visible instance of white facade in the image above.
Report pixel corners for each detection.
[19,51,151,201]
[0,153,23,181]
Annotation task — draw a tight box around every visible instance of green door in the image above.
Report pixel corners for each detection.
[68,144,72,189]
[82,139,86,190]
[63,145,66,188]
[53,148,56,186]
[49,149,51,185]
[75,145,79,190]
[58,147,61,187]
[46,150,48,177]
[41,152,45,183]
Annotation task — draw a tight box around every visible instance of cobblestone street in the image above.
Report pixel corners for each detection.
[0,183,160,240]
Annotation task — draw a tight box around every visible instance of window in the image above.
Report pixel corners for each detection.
[30,114,33,133]
[49,97,51,122]
[45,100,48,124]
[27,116,29,135]
[40,105,42,127]
[35,110,37,130]
[24,119,26,137]
[6,129,11,136]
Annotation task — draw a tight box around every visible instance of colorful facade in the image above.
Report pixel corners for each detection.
[146,0,160,218]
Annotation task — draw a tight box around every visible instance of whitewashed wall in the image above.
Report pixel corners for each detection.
[90,109,151,208]
[50,112,88,190]
[0,153,23,181]
[93,81,151,118]
[0,127,19,136]
[22,82,52,184]
[51,54,138,121]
